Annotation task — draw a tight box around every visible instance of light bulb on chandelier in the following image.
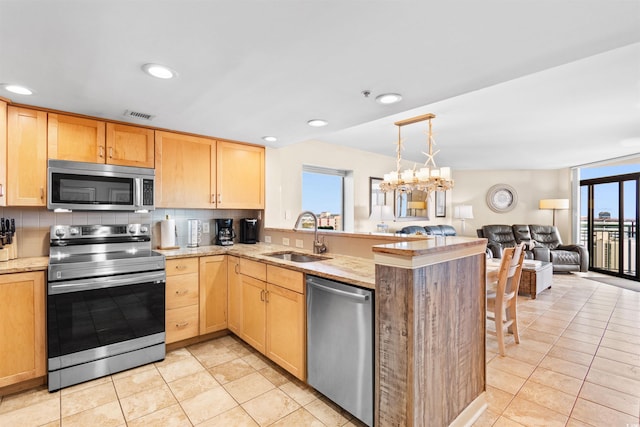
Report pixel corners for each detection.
[379,113,454,196]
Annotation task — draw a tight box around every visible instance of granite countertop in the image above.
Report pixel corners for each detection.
[0,256,49,275]
[0,245,376,289]
[157,243,376,289]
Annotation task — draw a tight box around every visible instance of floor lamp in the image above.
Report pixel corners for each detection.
[454,205,474,234]
[539,199,569,226]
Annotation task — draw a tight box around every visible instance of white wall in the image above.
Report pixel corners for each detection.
[451,169,572,241]
[266,140,575,241]
[266,140,419,232]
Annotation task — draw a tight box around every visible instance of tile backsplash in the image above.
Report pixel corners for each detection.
[0,207,262,258]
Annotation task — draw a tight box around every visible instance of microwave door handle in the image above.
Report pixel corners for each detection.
[134,178,143,208]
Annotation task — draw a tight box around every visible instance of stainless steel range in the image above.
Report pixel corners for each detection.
[47,223,166,392]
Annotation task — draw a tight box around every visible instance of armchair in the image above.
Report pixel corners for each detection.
[528,225,588,272]
[480,224,588,272]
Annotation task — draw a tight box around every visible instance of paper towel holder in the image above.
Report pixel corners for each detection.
[159,215,179,250]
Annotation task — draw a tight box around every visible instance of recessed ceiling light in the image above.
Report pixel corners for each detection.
[3,84,33,95]
[375,93,402,105]
[262,136,277,143]
[141,63,177,79]
[307,119,328,127]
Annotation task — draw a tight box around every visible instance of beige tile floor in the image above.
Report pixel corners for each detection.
[0,272,639,426]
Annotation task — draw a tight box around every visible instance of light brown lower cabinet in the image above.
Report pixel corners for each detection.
[0,272,46,388]
[165,258,200,344]
[236,261,306,380]
[240,274,267,353]
[227,256,242,335]
[199,255,228,334]
[265,282,305,380]
[163,255,306,381]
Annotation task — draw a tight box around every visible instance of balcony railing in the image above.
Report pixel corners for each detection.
[580,219,637,276]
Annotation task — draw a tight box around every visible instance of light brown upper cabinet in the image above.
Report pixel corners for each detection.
[216,141,264,209]
[7,106,47,206]
[48,114,106,163]
[106,123,154,168]
[48,114,154,168]
[155,130,216,208]
[0,99,7,206]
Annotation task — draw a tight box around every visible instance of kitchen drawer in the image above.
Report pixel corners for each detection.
[267,265,304,294]
[166,304,199,344]
[167,258,199,276]
[166,273,199,309]
[239,258,266,281]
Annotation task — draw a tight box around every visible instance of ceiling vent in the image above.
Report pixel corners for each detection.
[123,110,155,121]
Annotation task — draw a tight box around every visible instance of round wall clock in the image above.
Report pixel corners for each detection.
[486,184,518,213]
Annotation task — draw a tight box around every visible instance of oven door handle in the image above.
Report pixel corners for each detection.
[48,271,166,295]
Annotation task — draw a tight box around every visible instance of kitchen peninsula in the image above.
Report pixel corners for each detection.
[373,237,488,426]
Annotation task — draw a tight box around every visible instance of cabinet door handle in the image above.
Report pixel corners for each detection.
[265,290,269,303]
[175,321,190,328]
[260,289,265,301]
[234,264,239,274]
[217,194,222,204]
[99,146,104,158]
[40,187,44,200]
[109,147,113,158]
[0,183,4,197]
[175,265,188,271]
[175,289,188,296]
[211,194,215,204]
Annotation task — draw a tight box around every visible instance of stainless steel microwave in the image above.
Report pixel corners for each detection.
[47,159,155,211]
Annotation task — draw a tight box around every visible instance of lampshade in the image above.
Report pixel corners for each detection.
[454,205,474,220]
[539,199,569,210]
[370,205,394,221]
[407,201,426,210]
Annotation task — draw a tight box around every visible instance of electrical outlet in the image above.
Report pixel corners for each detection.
[265,236,272,243]
[295,239,304,248]
[202,222,210,233]
[282,237,290,246]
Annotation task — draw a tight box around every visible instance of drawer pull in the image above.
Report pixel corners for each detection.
[175,265,188,271]
[175,321,190,328]
[175,289,188,296]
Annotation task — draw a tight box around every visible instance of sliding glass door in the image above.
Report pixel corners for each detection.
[580,173,639,281]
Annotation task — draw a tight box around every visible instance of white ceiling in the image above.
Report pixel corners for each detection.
[1,0,639,170]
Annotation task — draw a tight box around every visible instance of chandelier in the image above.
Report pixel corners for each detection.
[379,113,454,196]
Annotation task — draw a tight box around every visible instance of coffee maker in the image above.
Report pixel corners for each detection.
[215,218,234,246]
[239,218,258,244]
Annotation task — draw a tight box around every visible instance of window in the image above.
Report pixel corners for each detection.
[302,166,348,231]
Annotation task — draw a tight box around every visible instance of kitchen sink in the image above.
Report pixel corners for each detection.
[263,251,331,263]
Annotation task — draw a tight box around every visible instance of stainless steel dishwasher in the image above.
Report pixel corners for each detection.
[306,275,374,427]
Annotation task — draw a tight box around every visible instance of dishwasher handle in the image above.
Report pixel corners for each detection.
[310,281,369,302]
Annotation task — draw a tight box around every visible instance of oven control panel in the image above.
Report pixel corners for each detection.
[50,224,151,240]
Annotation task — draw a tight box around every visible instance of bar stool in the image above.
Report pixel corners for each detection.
[487,243,525,356]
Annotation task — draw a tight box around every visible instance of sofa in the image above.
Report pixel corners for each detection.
[478,224,588,272]
[399,224,457,236]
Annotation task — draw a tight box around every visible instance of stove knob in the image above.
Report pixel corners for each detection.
[128,225,138,234]
[140,226,149,234]
[69,227,79,236]
[55,228,66,238]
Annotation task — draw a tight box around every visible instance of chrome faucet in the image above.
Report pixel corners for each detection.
[293,211,327,254]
